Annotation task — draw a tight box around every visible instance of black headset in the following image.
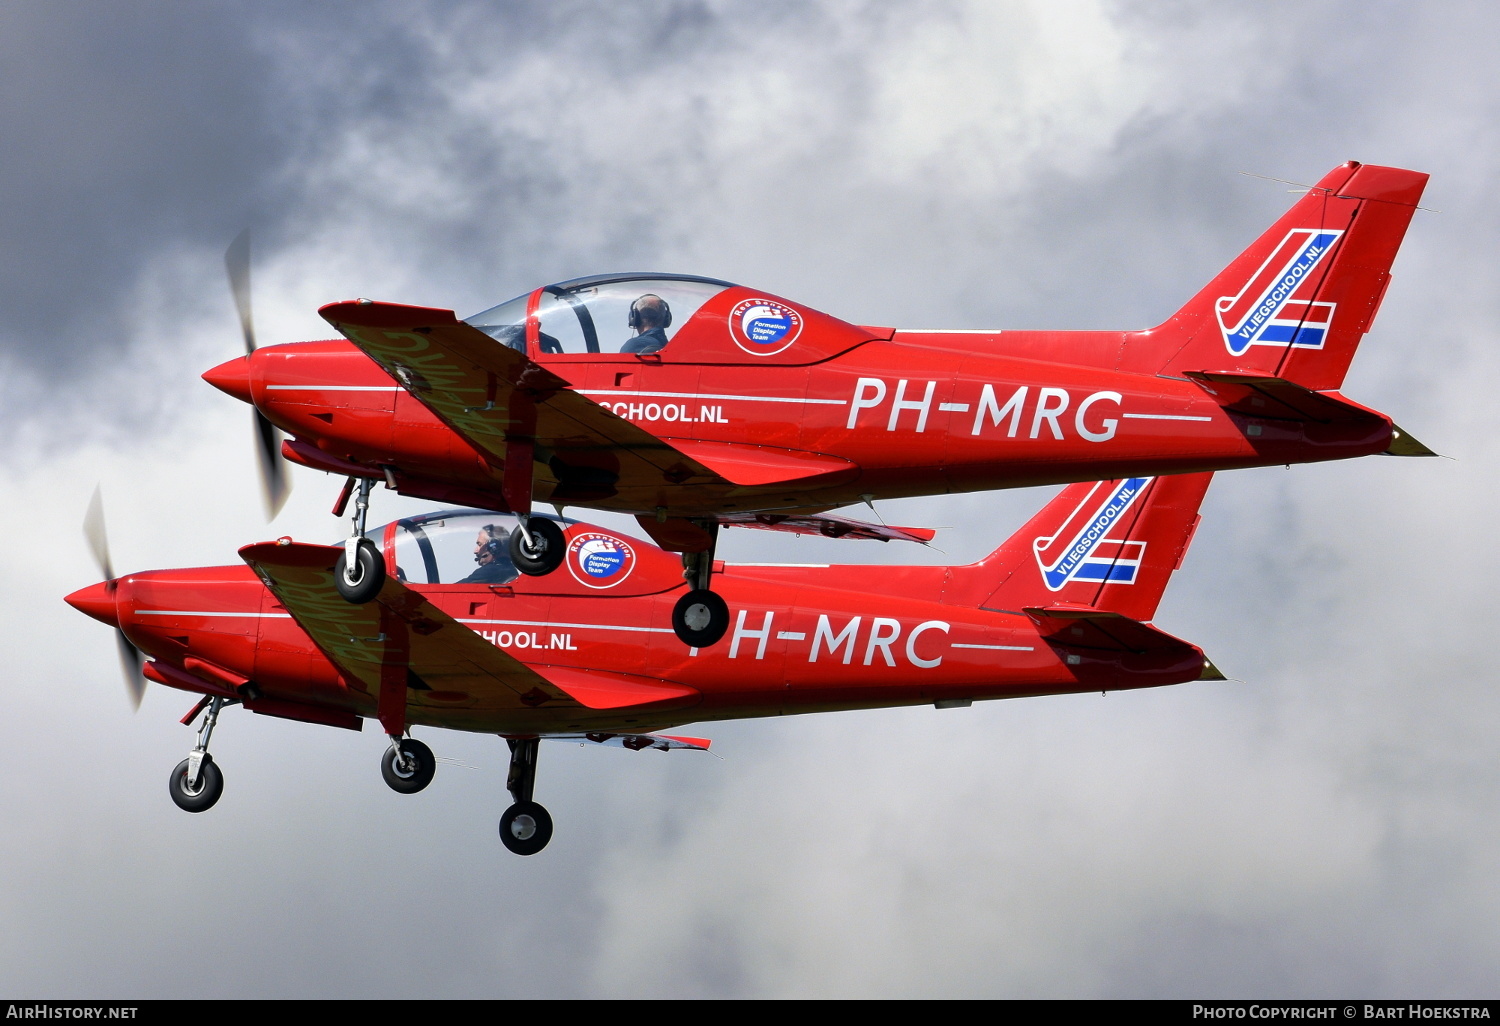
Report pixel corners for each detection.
[478,525,509,564]
[628,294,672,331]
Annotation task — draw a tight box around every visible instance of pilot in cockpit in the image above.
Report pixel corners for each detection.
[459,524,519,585]
[620,294,672,354]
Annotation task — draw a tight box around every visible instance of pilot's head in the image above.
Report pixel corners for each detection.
[628,294,671,333]
[474,524,507,565]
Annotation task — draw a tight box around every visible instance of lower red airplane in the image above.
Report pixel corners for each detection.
[66,471,1220,855]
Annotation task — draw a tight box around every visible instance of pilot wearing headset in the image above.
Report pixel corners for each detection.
[459,524,520,585]
[620,294,672,354]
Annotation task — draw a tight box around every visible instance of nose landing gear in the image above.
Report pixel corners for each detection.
[381,736,436,794]
[332,476,387,604]
[508,515,566,576]
[169,696,229,813]
[499,737,553,855]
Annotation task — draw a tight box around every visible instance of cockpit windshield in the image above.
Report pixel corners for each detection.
[464,294,529,351]
[369,510,572,586]
[465,273,735,356]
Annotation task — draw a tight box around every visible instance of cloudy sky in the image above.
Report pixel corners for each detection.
[3,0,1496,998]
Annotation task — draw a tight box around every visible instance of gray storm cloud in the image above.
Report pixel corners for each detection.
[2,0,1496,998]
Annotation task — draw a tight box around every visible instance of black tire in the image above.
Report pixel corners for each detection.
[672,589,729,647]
[380,738,436,794]
[499,801,553,856]
[334,538,384,604]
[508,519,566,576]
[169,756,224,813]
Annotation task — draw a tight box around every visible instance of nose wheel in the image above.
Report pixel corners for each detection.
[333,477,387,604]
[169,755,223,812]
[381,736,436,794]
[499,737,553,855]
[508,516,566,576]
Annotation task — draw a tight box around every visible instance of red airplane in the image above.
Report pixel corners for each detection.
[66,471,1220,855]
[203,162,1431,647]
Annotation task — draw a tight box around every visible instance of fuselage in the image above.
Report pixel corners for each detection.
[226,328,1391,518]
[80,546,1205,737]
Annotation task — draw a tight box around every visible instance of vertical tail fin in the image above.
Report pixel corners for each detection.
[1145,162,1427,391]
[964,472,1211,622]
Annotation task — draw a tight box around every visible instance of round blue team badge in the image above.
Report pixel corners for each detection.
[565,532,637,588]
[729,298,803,356]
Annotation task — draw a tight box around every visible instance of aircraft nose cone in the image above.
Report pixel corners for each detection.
[203,355,254,404]
[65,581,119,627]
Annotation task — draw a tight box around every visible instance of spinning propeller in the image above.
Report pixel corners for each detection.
[224,229,291,519]
[81,486,146,710]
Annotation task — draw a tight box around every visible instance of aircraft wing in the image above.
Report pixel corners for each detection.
[321,301,852,507]
[239,541,699,715]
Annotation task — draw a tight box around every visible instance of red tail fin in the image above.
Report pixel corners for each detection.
[1144,162,1426,391]
[956,473,1211,622]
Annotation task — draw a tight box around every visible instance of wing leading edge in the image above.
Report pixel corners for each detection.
[238,541,700,728]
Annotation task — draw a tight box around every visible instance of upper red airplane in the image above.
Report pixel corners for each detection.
[66,471,1220,855]
[203,162,1432,646]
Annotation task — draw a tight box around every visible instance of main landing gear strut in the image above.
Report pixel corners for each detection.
[671,518,729,648]
[169,696,229,812]
[499,737,553,856]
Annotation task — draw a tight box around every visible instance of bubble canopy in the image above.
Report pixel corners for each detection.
[465,273,735,355]
[355,509,574,586]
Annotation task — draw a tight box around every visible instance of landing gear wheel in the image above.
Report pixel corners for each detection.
[169,756,223,813]
[380,738,436,794]
[334,538,384,604]
[509,519,566,576]
[672,589,729,647]
[499,801,553,856]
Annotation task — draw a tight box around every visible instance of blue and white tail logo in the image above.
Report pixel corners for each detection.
[1033,477,1152,591]
[1216,228,1344,357]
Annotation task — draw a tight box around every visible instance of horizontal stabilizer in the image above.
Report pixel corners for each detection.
[1022,605,1194,654]
[1184,371,1389,427]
